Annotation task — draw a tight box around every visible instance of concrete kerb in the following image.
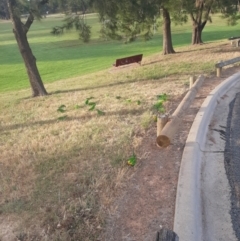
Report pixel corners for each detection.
[173,72,240,241]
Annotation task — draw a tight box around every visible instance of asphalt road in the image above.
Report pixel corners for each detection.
[174,74,240,241]
[225,92,240,240]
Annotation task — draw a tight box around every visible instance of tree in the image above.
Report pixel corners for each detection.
[95,0,155,42]
[161,0,188,54]
[50,0,92,42]
[51,13,91,42]
[183,0,239,45]
[162,7,175,54]
[93,0,184,55]
[52,0,186,55]
[7,0,48,97]
[49,0,91,14]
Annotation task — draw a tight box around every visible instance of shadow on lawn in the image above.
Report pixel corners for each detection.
[49,78,150,95]
[176,42,240,54]
[0,108,145,132]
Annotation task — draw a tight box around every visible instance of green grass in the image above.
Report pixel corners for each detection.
[0,13,240,93]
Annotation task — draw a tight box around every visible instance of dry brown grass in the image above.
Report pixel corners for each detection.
[0,40,240,240]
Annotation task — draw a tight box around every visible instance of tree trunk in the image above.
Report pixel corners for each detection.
[192,21,207,45]
[7,1,48,97]
[162,7,175,55]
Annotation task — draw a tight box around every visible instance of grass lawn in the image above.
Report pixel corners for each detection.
[1,12,240,241]
[1,13,240,92]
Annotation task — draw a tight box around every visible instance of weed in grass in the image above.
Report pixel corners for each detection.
[96,109,105,116]
[84,96,105,115]
[57,115,68,121]
[153,93,168,113]
[85,97,97,110]
[57,104,66,113]
[88,102,96,111]
[127,154,137,166]
[85,97,94,105]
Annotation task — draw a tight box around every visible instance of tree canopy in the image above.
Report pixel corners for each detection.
[93,0,187,54]
[94,0,158,42]
[49,0,92,14]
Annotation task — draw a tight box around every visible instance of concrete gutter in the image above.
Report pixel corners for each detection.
[173,72,240,241]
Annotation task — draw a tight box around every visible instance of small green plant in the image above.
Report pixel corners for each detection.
[88,103,96,111]
[85,97,94,105]
[96,109,105,116]
[85,97,96,110]
[127,154,137,166]
[57,115,68,121]
[57,104,66,113]
[84,97,105,115]
[153,93,168,113]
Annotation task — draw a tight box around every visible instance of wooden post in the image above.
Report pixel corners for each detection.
[157,115,169,136]
[216,67,222,77]
[215,57,240,77]
[156,75,204,148]
[216,60,223,77]
[189,75,196,88]
[155,228,179,241]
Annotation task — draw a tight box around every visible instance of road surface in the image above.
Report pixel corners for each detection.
[202,82,240,241]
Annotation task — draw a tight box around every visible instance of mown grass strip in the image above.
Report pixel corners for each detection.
[1,14,240,92]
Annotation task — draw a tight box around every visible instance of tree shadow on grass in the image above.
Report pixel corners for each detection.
[176,42,228,54]
[21,74,171,100]
[20,78,150,100]
[49,78,149,95]
[20,73,188,100]
[0,108,145,133]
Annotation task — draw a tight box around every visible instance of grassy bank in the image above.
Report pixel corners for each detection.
[1,40,240,240]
